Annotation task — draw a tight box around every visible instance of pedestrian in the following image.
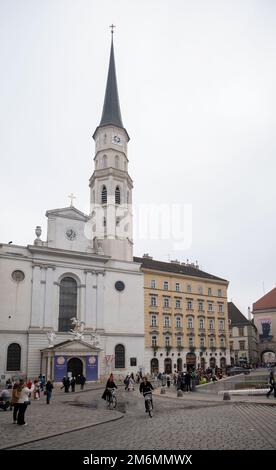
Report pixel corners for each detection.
[80,374,86,391]
[266,370,276,398]
[70,377,76,392]
[166,374,171,388]
[11,381,20,423]
[185,371,192,392]
[45,380,54,404]
[124,374,130,391]
[17,380,32,426]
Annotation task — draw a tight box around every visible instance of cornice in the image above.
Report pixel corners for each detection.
[27,245,110,263]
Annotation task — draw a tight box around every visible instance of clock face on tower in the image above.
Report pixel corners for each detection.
[112,135,123,145]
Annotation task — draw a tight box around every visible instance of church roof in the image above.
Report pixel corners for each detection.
[253,287,276,311]
[228,302,251,325]
[134,256,228,282]
[99,37,124,129]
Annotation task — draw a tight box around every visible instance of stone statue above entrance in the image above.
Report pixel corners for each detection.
[70,317,85,341]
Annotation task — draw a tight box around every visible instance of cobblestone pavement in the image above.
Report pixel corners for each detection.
[0,385,123,450]
[9,388,276,450]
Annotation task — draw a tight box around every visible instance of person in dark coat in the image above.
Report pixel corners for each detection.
[45,380,54,404]
[79,375,86,391]
[70,377,76,392]
[184,371,192,392]
[102,374,117,402]
[266,370,276,398]
[61,376,70,393]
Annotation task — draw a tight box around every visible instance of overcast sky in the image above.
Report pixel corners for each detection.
[1,0,275,316]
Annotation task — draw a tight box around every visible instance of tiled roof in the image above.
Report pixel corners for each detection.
[253,287,276,311]
[133,256,228,282]
[228,302,250,325]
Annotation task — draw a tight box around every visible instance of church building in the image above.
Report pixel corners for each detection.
[0,35,144,383]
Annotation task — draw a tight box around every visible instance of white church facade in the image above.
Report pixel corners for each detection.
[0,36,144,383]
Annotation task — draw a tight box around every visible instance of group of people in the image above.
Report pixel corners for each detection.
[61,375,86,393]
[0,377,54,426]
[102,373,154,412]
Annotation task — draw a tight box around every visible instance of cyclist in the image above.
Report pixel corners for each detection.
[139,376,154,412]
[102,373,117,404]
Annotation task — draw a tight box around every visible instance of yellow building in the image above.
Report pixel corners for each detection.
[134,255,230,375]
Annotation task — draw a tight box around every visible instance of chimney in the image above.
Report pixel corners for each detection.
[143,253,153,259]
[247,307,251,321]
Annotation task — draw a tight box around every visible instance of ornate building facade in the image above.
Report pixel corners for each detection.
[135,254,230,374]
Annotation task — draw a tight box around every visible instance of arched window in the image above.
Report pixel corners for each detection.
[115,344,125,368]
[200,336,205,347]
[7,343,21,371]
[58,277,77,332]
[102,155,107,168]
[101,186,107,204]
[115,155,119,169]
[115,186,121,205]
[176,316,181,328]
[199,318,205,329]
[187,317,193,329]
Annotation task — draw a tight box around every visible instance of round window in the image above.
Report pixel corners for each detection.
[12,270,25,282]
[115,281,125,292]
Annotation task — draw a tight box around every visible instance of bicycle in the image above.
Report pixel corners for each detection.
[144,392,153,418]
[106,388,117,409]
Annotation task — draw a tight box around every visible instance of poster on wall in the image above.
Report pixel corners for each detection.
[86,355,98,381]
[54,355,67,381]
[256,317,273,341]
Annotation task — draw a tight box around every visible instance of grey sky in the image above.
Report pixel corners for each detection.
[1,0,275,315]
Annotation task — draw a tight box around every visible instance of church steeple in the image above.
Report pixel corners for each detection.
[90,29,133,262]
[99,36,124,129]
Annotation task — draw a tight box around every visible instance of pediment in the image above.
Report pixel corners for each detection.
[46,206,89,222]
[41,339,101,353]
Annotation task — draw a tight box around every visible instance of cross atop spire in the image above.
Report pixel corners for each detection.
[109,24,116,35]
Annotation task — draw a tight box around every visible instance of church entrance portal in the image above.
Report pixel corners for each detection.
[67,357,83,379]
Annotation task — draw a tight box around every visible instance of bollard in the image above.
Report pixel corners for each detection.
[160,387,166,395]
[177,390,183,397]
[223,392,231,400]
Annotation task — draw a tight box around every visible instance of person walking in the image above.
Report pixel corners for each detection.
[17,380,32,426]
[266,370,276,398]
[70,377,76,392]
[45,380,54,404]
[11,381,20,423]
[80,374,86,391]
